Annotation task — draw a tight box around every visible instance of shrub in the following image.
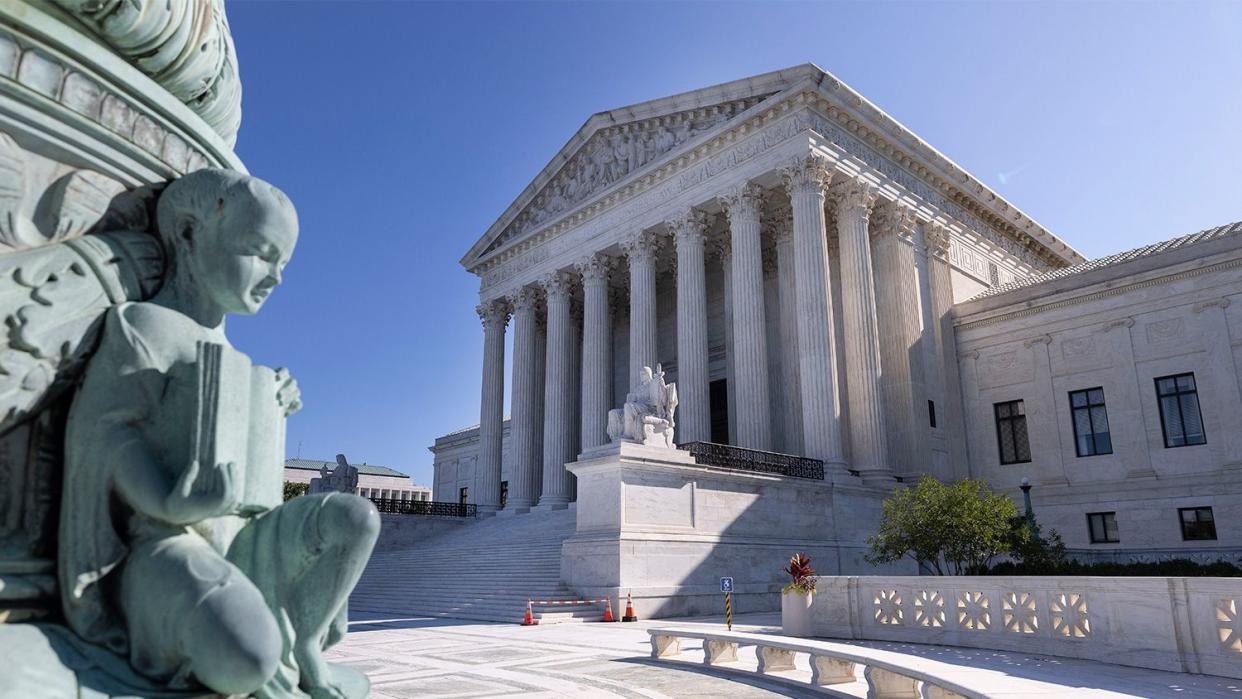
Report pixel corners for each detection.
[283,481,309,501]
[866,477,1021,575]
[988,558,1242,577]
[782,552,817,594]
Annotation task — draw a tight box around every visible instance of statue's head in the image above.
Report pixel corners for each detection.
[156,169,298,316]
[640,366,653,382]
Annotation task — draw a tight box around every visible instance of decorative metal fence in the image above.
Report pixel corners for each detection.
[368,498,477,517]
[679,441,825,480]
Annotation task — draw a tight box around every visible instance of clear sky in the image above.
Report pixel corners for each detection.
[224,1,1241,488]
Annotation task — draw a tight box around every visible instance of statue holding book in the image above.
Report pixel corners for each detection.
[41,169,377,698]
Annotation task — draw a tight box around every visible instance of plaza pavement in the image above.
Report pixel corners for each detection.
[328,610,1242,698]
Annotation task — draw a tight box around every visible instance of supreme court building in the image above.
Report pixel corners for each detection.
[434,64,1242,565]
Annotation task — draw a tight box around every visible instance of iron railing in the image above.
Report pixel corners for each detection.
[368,498,477,517]
[680,441,825,480]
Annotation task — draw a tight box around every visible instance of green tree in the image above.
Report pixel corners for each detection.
[866,477,1023,575]
[283,480,309,501]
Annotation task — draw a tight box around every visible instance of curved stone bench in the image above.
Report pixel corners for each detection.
[648,626,1061,698]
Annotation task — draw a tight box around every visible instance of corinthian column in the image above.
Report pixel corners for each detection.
[671,209,710,444]
[770,207,803,456]
[538,272,575,508]
[832,176,891,481]
[623,231,659,384]
[782,155,843,467]
[576,254,613,451]
[507,287,540,510]
[871,200,923,475]
[475,300,509,513]
[721,182,772,451]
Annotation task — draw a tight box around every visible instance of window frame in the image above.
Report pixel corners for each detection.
[928,399,937,429]
[1086,511,1120,544]
[1178,506,1217,541]
[993,399,1032,465]
[1155,372,1207,448]
[1069,387,1113,457]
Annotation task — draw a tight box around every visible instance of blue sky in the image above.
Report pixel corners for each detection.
[225,1,1241,487]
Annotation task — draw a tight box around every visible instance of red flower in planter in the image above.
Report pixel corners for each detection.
[782,552,816,594]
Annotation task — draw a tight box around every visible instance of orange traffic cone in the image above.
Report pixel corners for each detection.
[622,590,638,622]
[521,599,538,626]
[602,597,616,622]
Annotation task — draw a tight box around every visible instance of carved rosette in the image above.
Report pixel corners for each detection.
[475,300,510,330]
[924,221,952,261]
[575,254,614,288]
[871,200,917,243]
[830,176,878,222]
[719,182,764,225]
[781,153,835,197]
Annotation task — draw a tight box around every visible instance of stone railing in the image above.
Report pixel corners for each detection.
[811,575,1242,680]
[647,627,1046,698]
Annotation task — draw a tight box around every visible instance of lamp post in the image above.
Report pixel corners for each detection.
[1019,477,1036,536]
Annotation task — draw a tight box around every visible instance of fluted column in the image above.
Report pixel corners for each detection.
[771,208,804,456]
[671,209,710,444]
[925,222,970,478]
[721,182,772,451]
[507,287,540,510]
[577,254,613,450]
[538,273,575,508]
[871,200,923,475]
[782,155,843,467]
[714,235,737,443]
[623,232,659,384]
[475,300,509,512]
[832,175,890,481]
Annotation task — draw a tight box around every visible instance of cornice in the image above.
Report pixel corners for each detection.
[468,95,1074,295]
[955,255,1242,333]
[465,66,1082,285]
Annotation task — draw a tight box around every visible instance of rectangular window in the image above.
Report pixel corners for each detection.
[1179,507,1217,541]
[459,486,468,505]
[1069,387,1113,456]
[994,400,1031,465]
[1156,373,1206,448]
[1087,511,1119,543]
[928,400,937,429]
[499,480,508,507]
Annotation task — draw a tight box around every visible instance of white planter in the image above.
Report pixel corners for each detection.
[781,590,814,637]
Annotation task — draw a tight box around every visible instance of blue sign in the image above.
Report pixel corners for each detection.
[720,576,734,593]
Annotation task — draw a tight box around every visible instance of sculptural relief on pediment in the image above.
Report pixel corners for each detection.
[483,95,773,256]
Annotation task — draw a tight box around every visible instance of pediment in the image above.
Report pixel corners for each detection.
[461,66,821,268]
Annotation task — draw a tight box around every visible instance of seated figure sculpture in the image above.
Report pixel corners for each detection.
[607,364,679,448]
[59,169,378,698]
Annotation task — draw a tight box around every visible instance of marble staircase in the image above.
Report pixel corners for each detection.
[350,507,604,623]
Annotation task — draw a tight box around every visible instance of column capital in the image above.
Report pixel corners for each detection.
[538,270,574,300]
[719,182,765,224]
[668,208,709,247]
[476,299,511,329]
[708,232,732,264]
[830,176,878,220]
[575,253,615,286]
[870,200,917,243]
[621,230,661,264]
[924,220,951,261]
[781,153,835,196]
[509,285,541,312]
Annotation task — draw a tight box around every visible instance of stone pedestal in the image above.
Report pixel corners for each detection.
[562,442,909,620]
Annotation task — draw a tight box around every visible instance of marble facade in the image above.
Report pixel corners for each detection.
[435,63,1242,566]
